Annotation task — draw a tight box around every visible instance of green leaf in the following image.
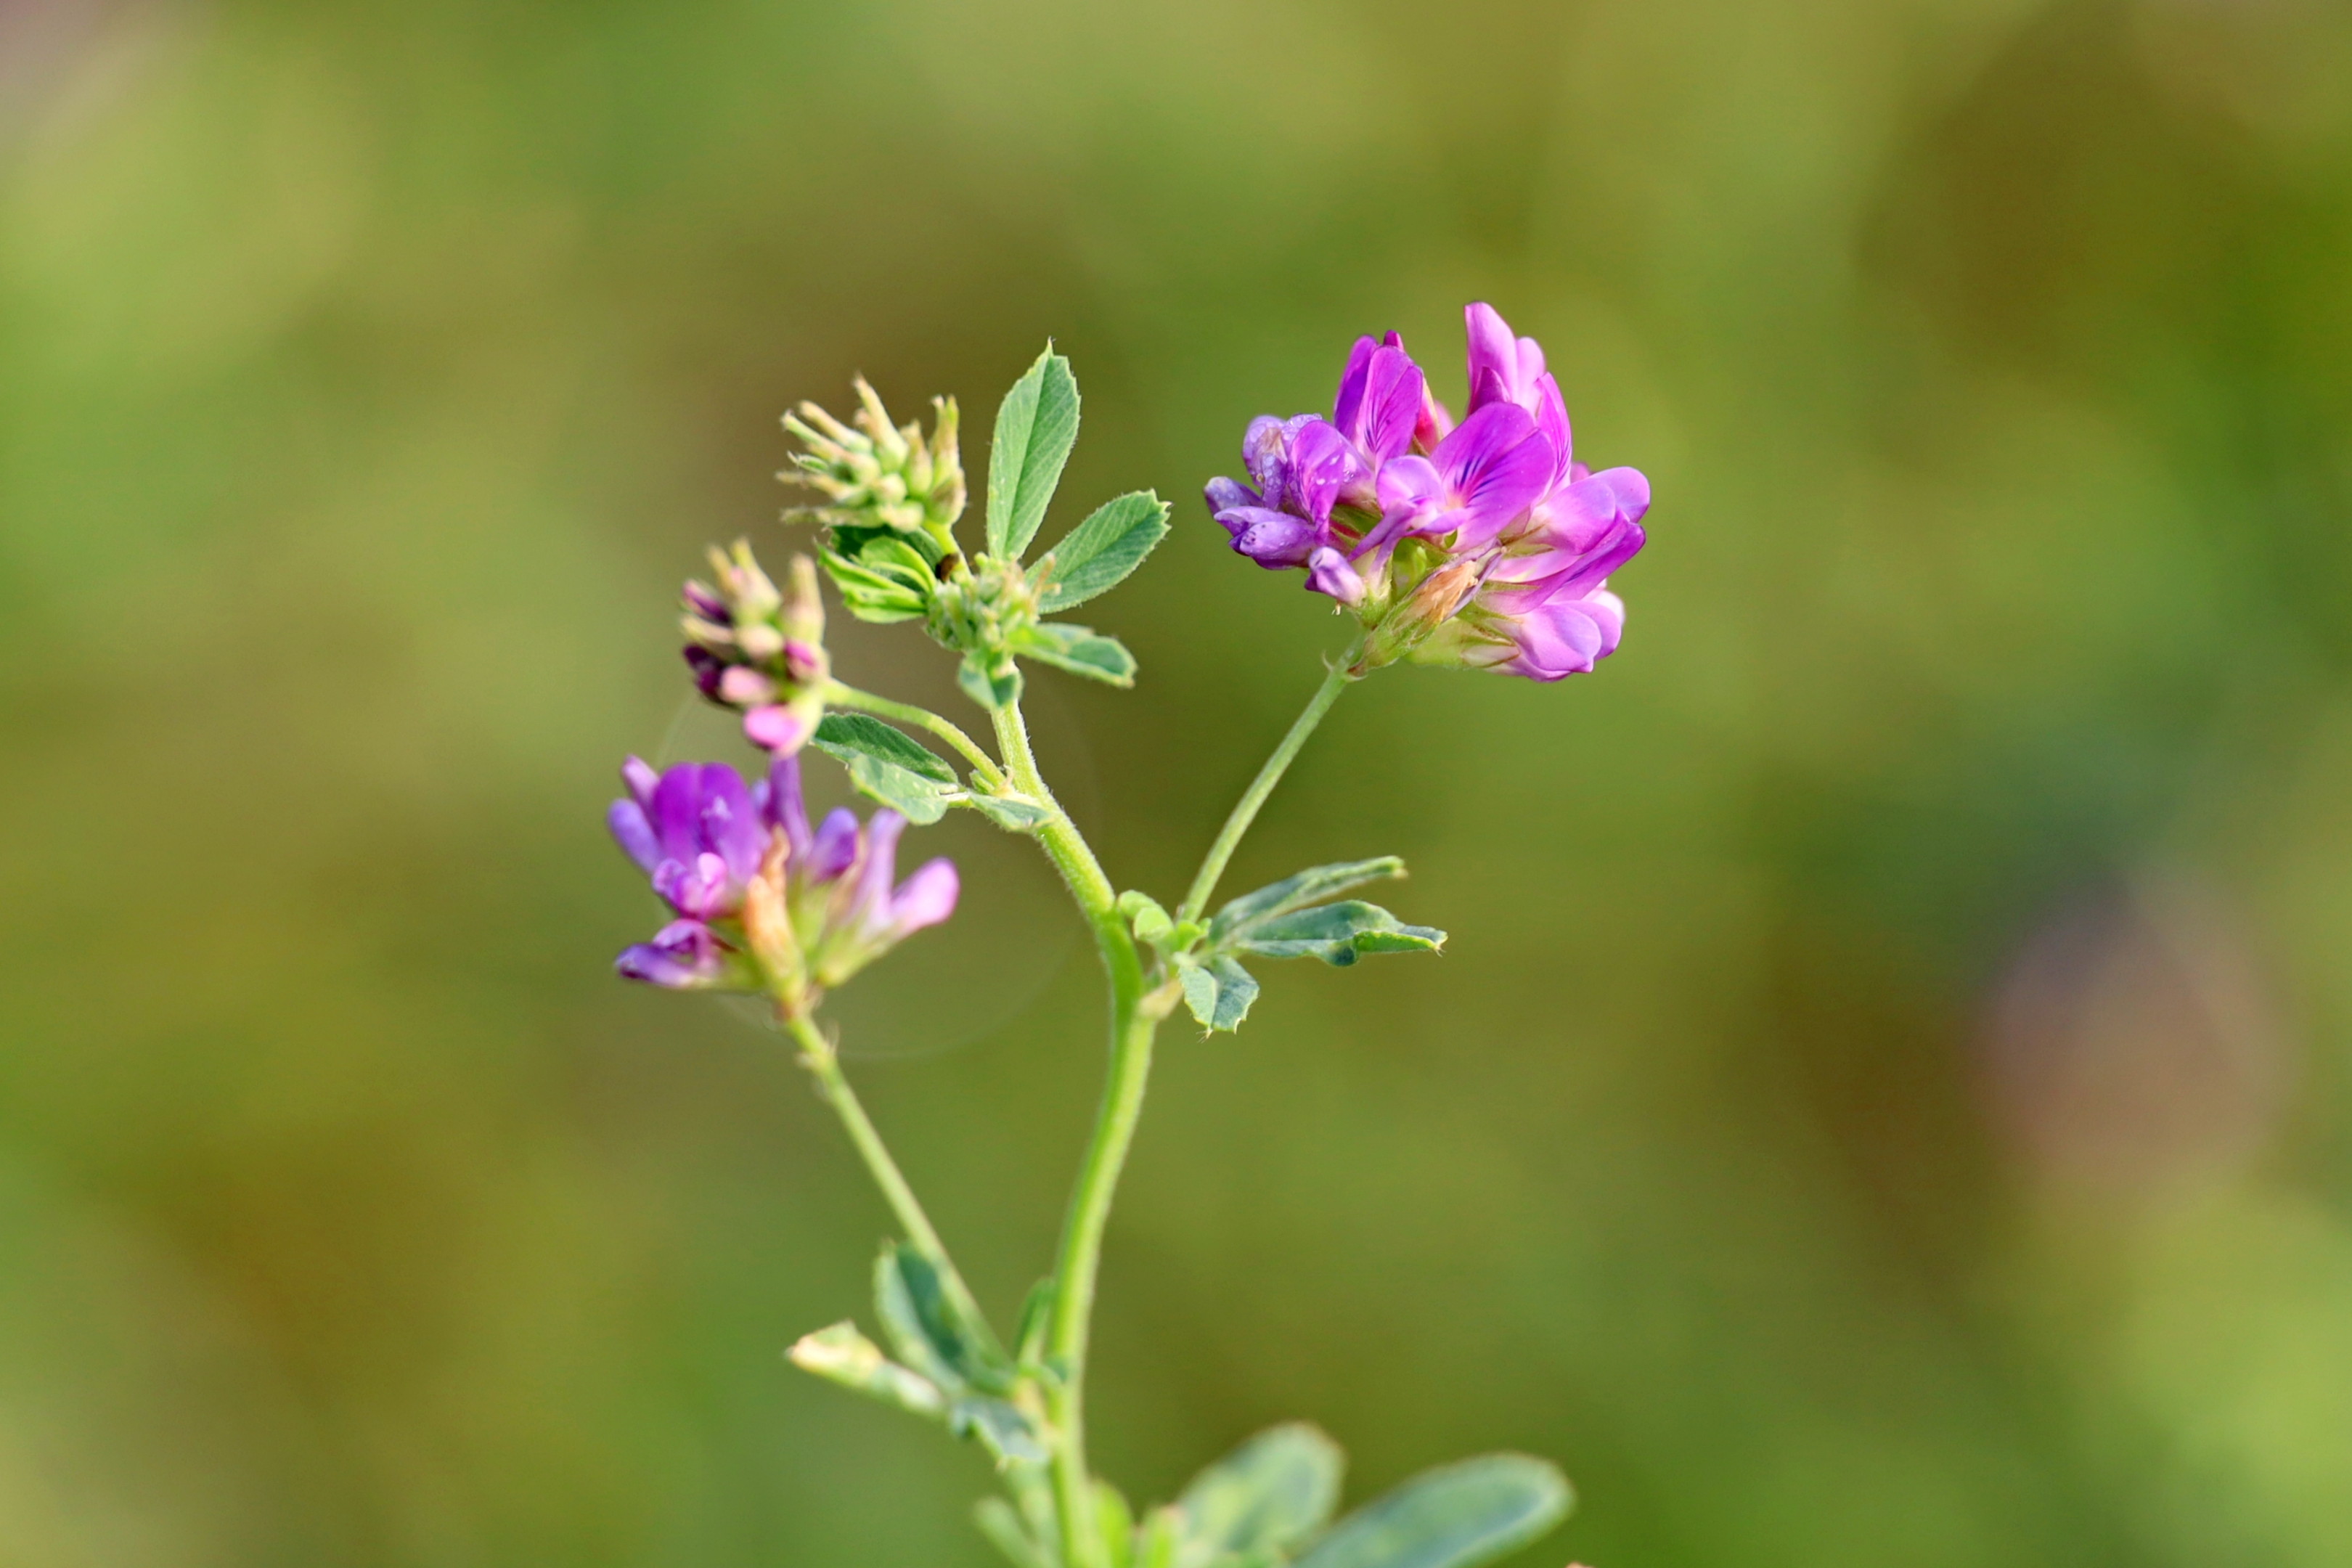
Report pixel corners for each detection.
[1228,902,1445,967]
[1289,1455,1571,1568]
[1014,622,1138,687]
[974,1498,1051,1568]
[965,790,1052,833]
[812,714,963,825]
[1178,955,1259,1033]
[819,548,928,623]
[1208,857,1408,944]
[1095,1480,1137,1568]
[960,650,1025,711]
[873,1242,1008,1393]
[1135,1507,1183,1568]
[952,1395,1051,1469]
[785,1320,947,1418]
[1037,491,1171,612]
[987,347,1080,560]
[1172,1423,1345,1567]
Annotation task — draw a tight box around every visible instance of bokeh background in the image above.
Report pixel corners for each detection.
[6,0,2352,1562]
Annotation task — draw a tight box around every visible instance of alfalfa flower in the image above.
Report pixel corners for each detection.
[608,755,957,1005]
[681,547,830,754]
[1204,302,1649,679]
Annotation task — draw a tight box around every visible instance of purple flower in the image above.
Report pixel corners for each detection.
[1205,301,1649,680]
[608,754,958,1003]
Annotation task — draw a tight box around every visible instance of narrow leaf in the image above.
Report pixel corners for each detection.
[1037,491,1171,612]
[812,714,963,825]
[1014,622,1138,687]
[974,1498,1051,1568]
[987,348,1080,560]
[786,1320,946,1418]
[1228,902,1445,967]
[1014,1279,1056,1370]
[1172,1423,1345,1566]
[1289,1455,1571,1568]
[1209,857,1408,943]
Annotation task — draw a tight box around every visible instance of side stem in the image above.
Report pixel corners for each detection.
[1176,640,1363,925]
[785,1008,1001,1357]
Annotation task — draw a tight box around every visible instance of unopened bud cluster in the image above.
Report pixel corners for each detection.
[682,544,830,755]
[783,378,965,556]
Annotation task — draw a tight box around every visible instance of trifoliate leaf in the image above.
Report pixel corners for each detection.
[1171,1423,1345,1566]
[1036,491,1170,612]
[872,1241,1009,1394]
[812,714,963,825]
[1013,622,1138,687]
[1289,1454,1571,1568]
[987,347,1079,560]
[1208,857,1408,944]
[964,790,1052,832]
[959,650,1024,710]
[1225,901,1445,967]
[950,1395,1050,1469]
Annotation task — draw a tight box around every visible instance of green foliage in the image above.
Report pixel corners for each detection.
[976,1497,1053,1568]
[1012,622,1139,686]
[966,788,1052,832]
[1289,1455,1570,1568]
[1178,955,1259,1033]
[811,713,962,824]
[959,648,1026,709]
[1206,859,1408,944]
[1227,902,1445,966]
[785,1321,946,1418]
[1037,491,1171,613]
[820,528,939,624]
[1169,1424,1345,1567]
[987,348,1081,560]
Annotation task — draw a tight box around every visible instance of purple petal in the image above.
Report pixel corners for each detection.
[1374,454,1445,517]
[1486,520,1643,606]
[1463,303,1521,415]
[608,799,660,873]
[1241,415,1301,501]
[1500,592,1625,681]
[650,764,709,864]
[851,812,907,935]
[681,581,731,624]
[1285,420,1360,523]
[1432,404,1551,549]
[1331,335,1379,436]
[718,666,775,706]
[743,703,813,755]
[654,850,734,918]
[697,765,764,881]
[1415,385,1454,449]
[621,756,660,812]
[807,808,860,885]
[762,754,813,864]
[1344,344,1426,467]
[1204,475,1259,515]
[1218,506,1323,569]
[889,858,960,936]
[1304,547,1367,607]
[682,645,725,699]
[616,918,725,989]
[1532,374,1572,485]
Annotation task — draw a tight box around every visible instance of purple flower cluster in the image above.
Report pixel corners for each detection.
[608,755,957,996]
[1206,303,1649,680]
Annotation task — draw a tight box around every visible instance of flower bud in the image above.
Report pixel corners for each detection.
[677,542,832,754]
[783,378,966,555]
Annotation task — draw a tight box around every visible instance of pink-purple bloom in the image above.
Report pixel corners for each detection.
[1205,303,1649,681]
[608,755,957,996]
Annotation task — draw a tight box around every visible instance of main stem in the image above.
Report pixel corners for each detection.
[991,695,1144,1568]
[1176,641,1363,925]
[785,1008,1000,1358]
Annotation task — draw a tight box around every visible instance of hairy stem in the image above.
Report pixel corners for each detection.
[1177,640,1363,925]
[825,681,1008,789]
[785,1008,1001,1358]
[991,695,1144,1568]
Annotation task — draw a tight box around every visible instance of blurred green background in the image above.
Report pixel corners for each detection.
[6,0,2352,1562]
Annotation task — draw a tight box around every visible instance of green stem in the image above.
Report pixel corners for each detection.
[1176,640,1363,925]
[825,681,1008,789]
[990,695,1145,1568]
[785,1008,1002,1359]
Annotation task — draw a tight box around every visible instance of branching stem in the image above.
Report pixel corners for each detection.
[825,681,1008,789]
